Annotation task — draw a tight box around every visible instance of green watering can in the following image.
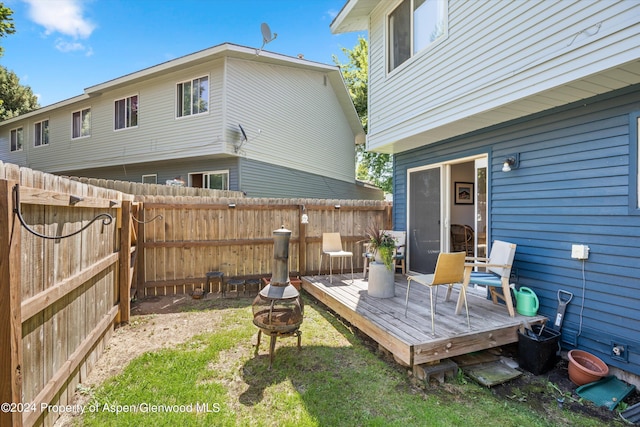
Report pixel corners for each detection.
[513,286,539,316]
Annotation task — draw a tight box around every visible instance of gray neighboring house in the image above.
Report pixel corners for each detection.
[333,0,640,380]
[0,43,381,200]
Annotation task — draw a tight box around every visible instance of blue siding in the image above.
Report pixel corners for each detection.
[394,84,640,376]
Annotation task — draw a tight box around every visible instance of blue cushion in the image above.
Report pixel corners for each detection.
[469,271,502,287]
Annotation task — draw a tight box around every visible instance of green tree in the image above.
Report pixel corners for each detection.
[0,2,15,57]
[0,67,39,120]
[0,4,39,120]
[334,36,393,194]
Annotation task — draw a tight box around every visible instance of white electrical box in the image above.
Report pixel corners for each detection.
[571,244,589,260]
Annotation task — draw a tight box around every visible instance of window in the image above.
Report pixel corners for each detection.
[142,174,157,184]
[72,108,91,138]
[115,95,138,130]
[189,171,229,190]
[177,76,209,118]
[34,119,49,146]
[10,127,23,152]
[388,0,446,72]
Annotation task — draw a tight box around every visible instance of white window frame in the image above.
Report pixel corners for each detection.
[34,119,49,147]
[176,75,209,118]
[387,0,447,73]
[10,127,23,152]
[142,174,157,184]
[188,170,229,190]
[114,94,139,131]
[72,107,91,139]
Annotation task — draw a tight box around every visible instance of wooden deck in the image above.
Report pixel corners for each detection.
[301,274,547,367]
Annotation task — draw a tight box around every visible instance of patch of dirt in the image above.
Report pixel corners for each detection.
[55,293,234,426]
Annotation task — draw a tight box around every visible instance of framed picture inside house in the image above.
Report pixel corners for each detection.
[454,182,474,205]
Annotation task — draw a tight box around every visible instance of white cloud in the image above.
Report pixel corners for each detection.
[55,39,84,52]
[24,0,95,39]
[54,38,94,56]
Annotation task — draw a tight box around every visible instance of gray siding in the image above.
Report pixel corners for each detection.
[0,60,226,172]
[394,84,640,376]
[59,155,382,200]
[60,156,240,190]
[239,157,382,200]
[225,58,358,182]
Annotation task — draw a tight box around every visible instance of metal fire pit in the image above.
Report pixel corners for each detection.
[252,226,303,368]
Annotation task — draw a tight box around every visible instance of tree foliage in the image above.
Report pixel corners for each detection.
[0,2,15,57]
[0,66,39,120]
[0,4,39,120]
[334,36,393,194]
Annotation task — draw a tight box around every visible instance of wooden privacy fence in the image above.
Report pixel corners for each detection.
[137,196,392,296]
[0,163,134,427]
[0,161,390,427]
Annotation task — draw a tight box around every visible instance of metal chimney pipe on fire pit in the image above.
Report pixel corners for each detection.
[252,226,303,368]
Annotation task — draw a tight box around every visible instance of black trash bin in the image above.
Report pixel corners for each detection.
[518,324,561,375]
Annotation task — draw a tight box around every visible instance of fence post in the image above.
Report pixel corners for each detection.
[136,203,146,298]
[299,205,307,275]
[118,200,132,324]
[384,204,393,229]
[0,180,23,427]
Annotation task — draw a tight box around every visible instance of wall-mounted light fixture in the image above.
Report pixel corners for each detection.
[228,203,236,209]
[300,205,309,224]
[334,204,341,210]
[502,153,520,172]
[69,195,83,206]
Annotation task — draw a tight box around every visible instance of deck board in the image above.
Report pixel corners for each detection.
[301,274,547,366]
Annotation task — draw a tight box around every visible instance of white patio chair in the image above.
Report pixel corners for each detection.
[321,232,353,284]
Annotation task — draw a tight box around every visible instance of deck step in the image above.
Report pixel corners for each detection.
[413,359,458,384]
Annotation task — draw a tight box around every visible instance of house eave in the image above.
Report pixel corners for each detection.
[367,59,640,155]
[0,94,89,125]
[85,43,339,96]
[330,0,379,34]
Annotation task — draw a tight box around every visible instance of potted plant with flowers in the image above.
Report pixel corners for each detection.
[365,224,397,271]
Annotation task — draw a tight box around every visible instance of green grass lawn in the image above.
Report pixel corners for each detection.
[76,296,617,427]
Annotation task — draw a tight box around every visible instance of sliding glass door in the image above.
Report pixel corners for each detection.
[408,166,442,274]
[407,155,488,273]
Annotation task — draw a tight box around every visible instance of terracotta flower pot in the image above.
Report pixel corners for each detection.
[567,349,609,385]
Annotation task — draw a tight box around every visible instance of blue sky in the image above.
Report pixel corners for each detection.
[1,0,364,107]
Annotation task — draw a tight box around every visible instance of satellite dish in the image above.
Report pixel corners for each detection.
[235,124,248,153]
[256,22,277,55]
[239,124,247,142]
[261,23,276,43]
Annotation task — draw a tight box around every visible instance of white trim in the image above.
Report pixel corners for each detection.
[71,106,92,140]
[142,174,157,184]
[406,153,488,273]
[386,0,449,76]
[33,118,50,148]
[175,74,210,119]
[188,169,229,190]
[113,93,139,131]
[10,126,24,152]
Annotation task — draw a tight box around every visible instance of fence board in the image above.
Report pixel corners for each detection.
[1,164,134,427]
[137,196,391,296]
[0,179,22,427]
